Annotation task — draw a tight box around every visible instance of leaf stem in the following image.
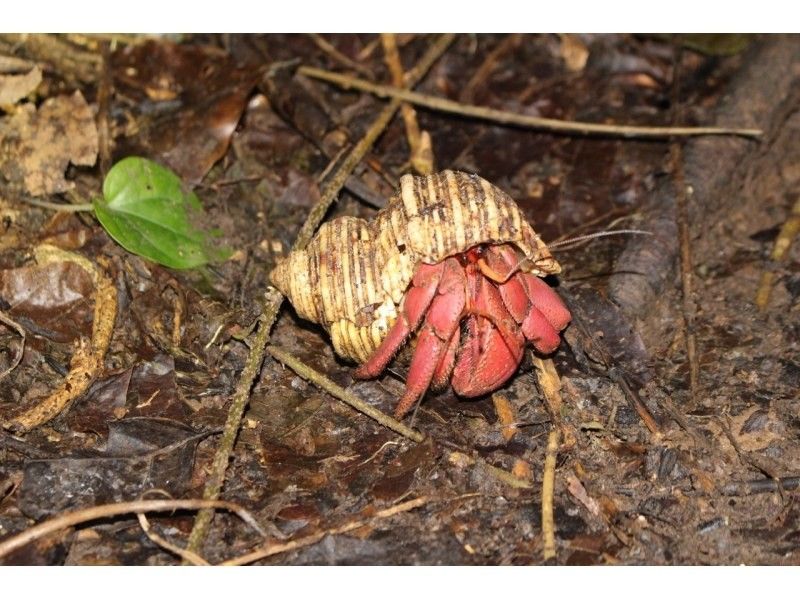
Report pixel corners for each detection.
[19,197,95,212]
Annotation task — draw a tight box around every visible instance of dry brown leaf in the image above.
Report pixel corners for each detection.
[492,393,518,441]
[0,66,42,105]
[565,472,602,518]
[511,458,533,480]
[0,90,98,196]
[559,34,590,72]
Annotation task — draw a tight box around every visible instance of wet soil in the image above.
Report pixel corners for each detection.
[0,33,798,565]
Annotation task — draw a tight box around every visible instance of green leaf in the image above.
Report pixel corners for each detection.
[93,157,230,269]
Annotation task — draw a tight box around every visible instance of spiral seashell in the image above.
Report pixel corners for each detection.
[269,170,560,363]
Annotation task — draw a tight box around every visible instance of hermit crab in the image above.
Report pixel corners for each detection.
[270,170,571,418]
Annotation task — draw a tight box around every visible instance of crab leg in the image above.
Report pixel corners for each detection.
[393,259,467,418]
[430,326,460,392]
[451,274,525,397]
[518,273,571,332]
[354,261,444,379]
[481,245,570,354]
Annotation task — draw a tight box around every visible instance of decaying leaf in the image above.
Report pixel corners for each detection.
[5,244,116,431]
[111,40,259,184]
[0,65,42,105]
[0,90,98,196]
[17,417,203,519]
[0,260,94,342]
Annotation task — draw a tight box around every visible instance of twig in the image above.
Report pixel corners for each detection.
[0,310,25,384]
[447,450,533,489]
[0,499,261,560]
[670,45,700,406]
[719,415,787,503]
[532,355,576,448]
[266,345,424,443]
[308,33,374,79]
[380,33,433,175]
[137,512,210,566]
[221,496,428,566]
[755,194,800,309]
[18,197,94,212]
[607,367,662,437]
[185,33,455,556]
[541,426,560,561]
[659,392,709,449]
[563,296,662,437]
[460,34,522,103]
[673,145,700,404]
[299,65,764,139]
[720,476,800,496]
[6,245,116,431]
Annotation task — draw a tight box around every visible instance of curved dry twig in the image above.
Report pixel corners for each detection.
[221,496,429,566]
[137,512,210,566]
[6,245,116,431]
[0,310,25,384]
[0,498,264,561]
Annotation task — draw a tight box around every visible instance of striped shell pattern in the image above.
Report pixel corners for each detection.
[269,170,561,363]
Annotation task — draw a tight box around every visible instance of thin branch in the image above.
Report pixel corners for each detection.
[0,310,25,384]
[532,355,576,448]
[308,33,374,79]
[460,34,522,104]
[18,196,94,212]
[185,33,456,556]
[267,345,424,443]
[381,33,433,174]
[137,512,210,566]
[0,499,262,560]
[7,246,117,431]
[221,496,429,566]
[670,45,700,406]
[299,65,764,139]
[607,367,662,437]
[541,427,560,561]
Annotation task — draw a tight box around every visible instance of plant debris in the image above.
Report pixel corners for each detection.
[0,90,98,196]
[0,33,798,566]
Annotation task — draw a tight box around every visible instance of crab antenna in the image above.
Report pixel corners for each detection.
[547,229,653,251]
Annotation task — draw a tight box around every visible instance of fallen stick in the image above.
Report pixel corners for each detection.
[185,33,456,556]
[266,345,424,443]
[299,65,763,139]
[0,499,262,561]
[541,427,560,561]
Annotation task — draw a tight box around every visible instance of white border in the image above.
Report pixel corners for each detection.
[2,1,792,33]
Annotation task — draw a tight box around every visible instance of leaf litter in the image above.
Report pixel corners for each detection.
[0,33,798,566]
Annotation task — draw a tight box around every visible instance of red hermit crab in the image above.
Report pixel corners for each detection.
[270,171,571,418]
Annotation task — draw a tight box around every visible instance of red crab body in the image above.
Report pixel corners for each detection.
[354,243,571,418]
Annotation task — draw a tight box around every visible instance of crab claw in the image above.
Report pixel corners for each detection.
[482,245,570,354]
[451,276,525,397]
[517,273,571,353]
